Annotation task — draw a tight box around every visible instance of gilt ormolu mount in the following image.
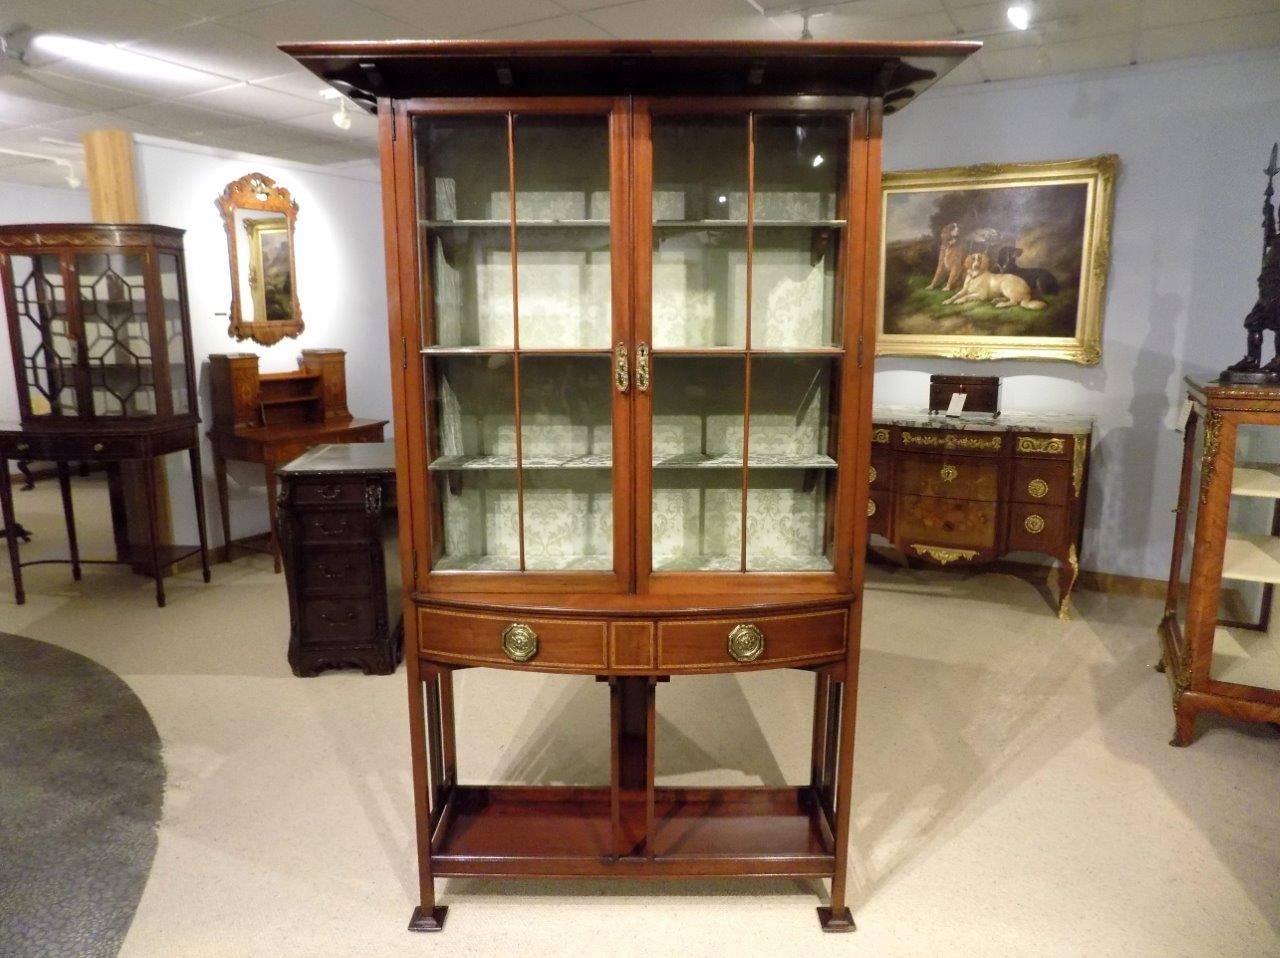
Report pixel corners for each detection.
[1222,143,1280,384]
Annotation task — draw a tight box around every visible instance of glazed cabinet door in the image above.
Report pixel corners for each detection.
[634,105,857,591]
[410,102,631,590]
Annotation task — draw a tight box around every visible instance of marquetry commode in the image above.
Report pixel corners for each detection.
[868,408,1093,618]
[284,37,980,934]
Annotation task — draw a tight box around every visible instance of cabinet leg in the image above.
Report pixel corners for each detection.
[408,905,448,933]
[1057,544,1080,621]
[407,658,447,931]
[56,461,80,581]
[141,458,165,608]
[610,676,656,860]
[1171,698,1196,748]
[265,462,281,574]
[189,445,212,583]
[1,458,24,605]
[213,452,231,563]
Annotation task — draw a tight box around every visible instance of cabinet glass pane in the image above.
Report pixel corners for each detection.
[652,116,748,348]
[746,357,838,571]
[416,117,513,348]
[514,117,612,349]
[652,357,745,571]
[428,355,520,570]
[9,254,76,416]
[520,356,612,571]
[158,253,189,415]
[751,116,847,350]
[77,252,155,416]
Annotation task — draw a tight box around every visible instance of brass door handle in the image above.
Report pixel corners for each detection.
[727,623,765,663]
[614,341,629,393]
[502,622,539,662]
[1027,478,1048,498]
[636,342,650,392]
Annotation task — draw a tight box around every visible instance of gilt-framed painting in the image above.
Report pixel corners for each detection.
[877,155,1117,364]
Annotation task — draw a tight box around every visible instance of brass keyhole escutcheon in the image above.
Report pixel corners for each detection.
[502,622,539,663]
[867,499,876,517]
[1024,514,1046,534]
[1028,478,1049,499]
[727,623,765,663]
[940,464,958,482]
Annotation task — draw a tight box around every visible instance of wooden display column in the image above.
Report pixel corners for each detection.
[81,129,174,562]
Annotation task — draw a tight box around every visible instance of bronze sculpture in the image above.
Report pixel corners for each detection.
[1223,143,1280,384]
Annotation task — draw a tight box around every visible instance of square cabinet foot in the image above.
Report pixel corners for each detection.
[817,906,856,932]
[408,905,448,932]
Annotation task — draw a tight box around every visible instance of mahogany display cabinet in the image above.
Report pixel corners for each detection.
[0,224,210,607]
[285,38,979,932]
[1159,379,1280,745]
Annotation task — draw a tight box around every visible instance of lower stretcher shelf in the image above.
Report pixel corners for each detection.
[431,785,836,877]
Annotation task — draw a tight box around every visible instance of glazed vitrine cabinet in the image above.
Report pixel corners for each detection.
[286,39,978,933]
[0,224,210,607]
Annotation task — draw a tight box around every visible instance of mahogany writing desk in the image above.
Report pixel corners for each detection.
[208,349,385,570]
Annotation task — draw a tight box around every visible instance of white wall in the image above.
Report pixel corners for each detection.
[132,138,390,544]
[879,47,1280,580]
[0,181,92,425]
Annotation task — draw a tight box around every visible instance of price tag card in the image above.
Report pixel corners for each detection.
[945,392,967,417]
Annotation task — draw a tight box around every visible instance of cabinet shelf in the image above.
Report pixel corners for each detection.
[1212,626,1280,692]
[430,454,612,471]
[650,347,843,356]
[420,219,611,228]
[421,347,609,357]
[653,219,845,228]
[654,453,837,470]
[1231,462,1280,498]
[1221,533,1280,584]
[431,785,835,876]
[434,554,611,572]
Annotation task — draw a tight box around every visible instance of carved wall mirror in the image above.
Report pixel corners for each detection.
[217,173,302,345]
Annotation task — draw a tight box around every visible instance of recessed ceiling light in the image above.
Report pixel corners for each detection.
[812,154,824,168]
[31,33,212,85]
[1006,4,1032,30]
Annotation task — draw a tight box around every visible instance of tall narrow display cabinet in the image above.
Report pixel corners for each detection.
[286,39,978,932]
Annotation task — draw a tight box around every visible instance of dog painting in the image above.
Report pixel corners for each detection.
[878,156,1116,364]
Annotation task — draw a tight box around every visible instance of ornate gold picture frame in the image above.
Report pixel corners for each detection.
[877,155,1117,364]
[217,172,302,346]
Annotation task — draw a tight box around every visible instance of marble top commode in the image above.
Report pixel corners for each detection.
[872,406,1094,435]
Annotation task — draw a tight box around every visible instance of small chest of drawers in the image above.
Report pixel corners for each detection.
[277,442,402,676]
[868,409,1093,618]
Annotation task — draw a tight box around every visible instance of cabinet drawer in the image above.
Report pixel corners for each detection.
[867,490,889,537]
[294,480,367,507]
[1008,502,1069,553]
[896,493,997,550]
[418,608,608,671]
[896,428,1003,456]
[302,598,375,646]
[299,509,368,544]
[301,548,374,594]
[657,609,845,671]
[899,453,1000,501]
[1,434,143,460]
[1010,458,1071,506]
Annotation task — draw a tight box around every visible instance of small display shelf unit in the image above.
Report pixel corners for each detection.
[285,37,979,932]
[0,223,210,607]
[1159,379,1280,745]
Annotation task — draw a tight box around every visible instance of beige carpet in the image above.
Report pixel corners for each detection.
[2,475,1278,957]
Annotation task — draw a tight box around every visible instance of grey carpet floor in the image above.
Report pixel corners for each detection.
[0,632,164,958]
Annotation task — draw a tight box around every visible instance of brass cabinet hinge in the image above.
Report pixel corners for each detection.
[856,335,865,368]
[412,549,419,584]
[401,335,408,370]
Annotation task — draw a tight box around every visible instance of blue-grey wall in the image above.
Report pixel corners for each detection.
[878,47,1280,580]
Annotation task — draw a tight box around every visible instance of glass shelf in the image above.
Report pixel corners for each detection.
[421,219,611,228]
[654,219,846,228]
[431,454,612,471]
[654,453,836,470]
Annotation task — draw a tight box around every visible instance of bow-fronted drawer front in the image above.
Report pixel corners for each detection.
[418,608,608,672]
[657,609,845,671]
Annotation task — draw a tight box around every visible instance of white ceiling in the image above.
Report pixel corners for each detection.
[0,0,1278,188]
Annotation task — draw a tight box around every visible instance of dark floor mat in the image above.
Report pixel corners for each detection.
[0,633,164,958]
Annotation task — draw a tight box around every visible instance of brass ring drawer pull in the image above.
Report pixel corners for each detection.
[93,442,105,452]
[867,499,876,517]
[1024,514,1046,534]
[727,623,765,663]
[940,464,958,482]
[869,465,877,484]
[502,622,539,663]
[1027,478,1048,498]
[316,520,349,537]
